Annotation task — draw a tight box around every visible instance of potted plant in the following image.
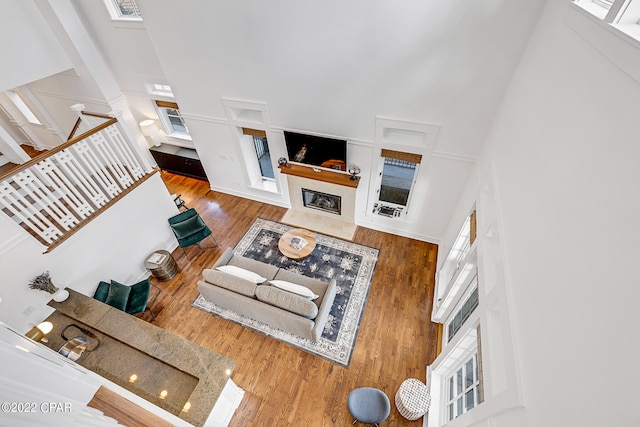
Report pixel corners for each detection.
[28,271,69,302]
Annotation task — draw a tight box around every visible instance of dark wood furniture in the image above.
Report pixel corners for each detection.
[149,144,207,180]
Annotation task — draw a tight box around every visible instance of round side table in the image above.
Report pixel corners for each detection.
[395,378,431,420]
[145,250,178,281]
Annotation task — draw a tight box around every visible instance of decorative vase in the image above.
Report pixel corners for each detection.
[52,288,69,302]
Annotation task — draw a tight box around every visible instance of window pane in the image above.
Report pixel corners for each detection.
[465,389,475,411]
[253,136,274,179]
[379,158,416,206]
[456,397,463,416]
[448,403,453,421]
[115,0,141,16]
[163,108,188,133]
[465,358,474,388]
[456,368,463,395]
[449,376,454,400]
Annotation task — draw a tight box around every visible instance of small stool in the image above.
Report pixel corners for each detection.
[347,387,390,426]
[395,378,430,420]
[145,250,178,281]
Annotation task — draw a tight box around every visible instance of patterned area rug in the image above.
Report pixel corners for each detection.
[192,218,379,367]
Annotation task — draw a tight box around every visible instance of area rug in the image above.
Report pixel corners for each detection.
[192,218,379,367]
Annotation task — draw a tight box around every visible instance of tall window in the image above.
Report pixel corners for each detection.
[242,128,274,181]
[374,149,421,217]
[446,353,481,421]
[154,100,190,138]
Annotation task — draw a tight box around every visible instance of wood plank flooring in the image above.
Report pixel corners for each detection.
[149,172,440,426]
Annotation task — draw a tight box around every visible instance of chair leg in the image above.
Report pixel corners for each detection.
[146,306,157,322]
[196,234,218,249]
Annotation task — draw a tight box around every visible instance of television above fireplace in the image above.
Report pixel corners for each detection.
[284,131,347,171]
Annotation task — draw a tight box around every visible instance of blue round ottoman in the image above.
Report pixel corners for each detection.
[347,387,391,426]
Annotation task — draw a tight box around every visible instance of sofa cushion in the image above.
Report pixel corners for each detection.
[216,265,266,284]
[270,280,319,300]
[273,269,329,304]
[227,253,279,281]
[104,280,131,311]
[125,278,151,313]
[203,269,257,297]
[255,286,318,319]
[171,214,207,239]
[93,281,110,302]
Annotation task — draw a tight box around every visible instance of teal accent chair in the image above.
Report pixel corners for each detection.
[168,208,217,256]
[94,279,158,321]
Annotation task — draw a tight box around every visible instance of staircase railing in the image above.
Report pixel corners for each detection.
[0,112,155,253]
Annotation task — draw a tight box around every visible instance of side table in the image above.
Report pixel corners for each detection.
[145,250,178,281]
[395,378,431,420]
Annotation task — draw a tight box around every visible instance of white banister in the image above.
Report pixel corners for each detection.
[0,115,153,250]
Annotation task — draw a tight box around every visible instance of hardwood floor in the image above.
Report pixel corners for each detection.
[149,171,440,426]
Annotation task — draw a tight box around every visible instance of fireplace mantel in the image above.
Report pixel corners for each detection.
[278,164,359,188]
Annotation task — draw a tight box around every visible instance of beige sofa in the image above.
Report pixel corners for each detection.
[197,248,337,342]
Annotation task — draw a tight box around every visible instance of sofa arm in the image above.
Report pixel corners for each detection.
[213,247,235,269]
[312,279,336,341]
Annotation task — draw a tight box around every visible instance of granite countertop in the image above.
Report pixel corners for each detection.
[46,289,235,427]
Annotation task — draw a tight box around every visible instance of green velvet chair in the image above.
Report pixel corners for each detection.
[168,208,218,255]
[94,279,158,321]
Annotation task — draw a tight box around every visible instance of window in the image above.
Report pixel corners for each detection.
[145,84,174,97]
[574,0,640,42]
[446,353,481,421]
[373,149,421,217]
[243,128,274,180]
[154,100,190,138]
[104,0,142,20]
[593,0,613,9]
[447,285,479,342]
[6,90,41,125]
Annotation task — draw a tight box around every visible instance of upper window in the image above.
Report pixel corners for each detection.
[154,100,190,139]
[103,0,142,21]
[574,0,640,41]
[145,84,174,97]
[593,0,614,9]
[6,90,41,125]
[447,284,479,343]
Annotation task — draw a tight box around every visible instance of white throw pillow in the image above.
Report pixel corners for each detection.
[216,265,266,284]
[270,280,319,300]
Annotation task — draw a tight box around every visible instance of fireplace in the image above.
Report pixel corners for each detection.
[302,188,341,215]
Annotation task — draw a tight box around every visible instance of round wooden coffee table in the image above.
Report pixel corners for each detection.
[278,228,317,260]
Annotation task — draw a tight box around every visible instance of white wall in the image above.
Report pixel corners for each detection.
[0,1,72,91]
[0,173,178,333]
[95,0,547,242]
[437,1,640,426]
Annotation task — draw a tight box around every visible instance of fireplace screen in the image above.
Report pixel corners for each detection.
[302,188,341,215]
